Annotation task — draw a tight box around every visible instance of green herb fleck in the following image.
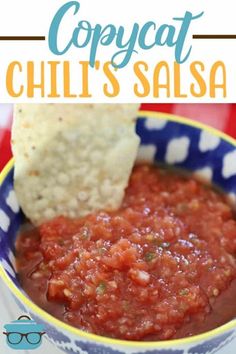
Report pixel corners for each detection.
[176,203,188,213]
[98,247,107,255]
[96,282,106,295]
[179,288,190,296]
[145,252,156,262]
[122,301,130,310]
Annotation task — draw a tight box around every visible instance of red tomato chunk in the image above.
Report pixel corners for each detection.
[16,165,236,341]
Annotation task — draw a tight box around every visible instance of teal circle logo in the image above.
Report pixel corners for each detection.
[3,315,45,350]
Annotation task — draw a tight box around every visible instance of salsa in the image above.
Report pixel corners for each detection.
[16,164,236,341]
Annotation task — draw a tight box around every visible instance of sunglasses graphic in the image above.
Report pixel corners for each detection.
[3,331,45,345]
[3,315,46,350]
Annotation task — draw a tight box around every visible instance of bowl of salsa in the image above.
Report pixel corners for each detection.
[1,111,236,353]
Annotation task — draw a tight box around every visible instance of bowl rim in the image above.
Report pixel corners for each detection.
[1,110,236,349]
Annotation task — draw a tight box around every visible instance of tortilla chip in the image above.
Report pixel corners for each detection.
[12,104,140,225]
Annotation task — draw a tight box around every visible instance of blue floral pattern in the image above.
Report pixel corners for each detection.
[135,350,184,354]
[75,340,126,354]
[187,331,235,354]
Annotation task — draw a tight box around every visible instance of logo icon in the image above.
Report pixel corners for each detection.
[3,315,45,350]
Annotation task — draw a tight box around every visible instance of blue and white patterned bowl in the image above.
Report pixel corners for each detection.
[1,112,236,354]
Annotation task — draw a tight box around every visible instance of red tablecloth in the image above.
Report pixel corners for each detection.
[0,104,236,171]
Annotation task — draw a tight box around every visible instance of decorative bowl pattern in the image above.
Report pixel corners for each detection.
[1,112,236,353]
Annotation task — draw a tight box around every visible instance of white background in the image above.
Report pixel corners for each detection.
[0,0,235,102]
